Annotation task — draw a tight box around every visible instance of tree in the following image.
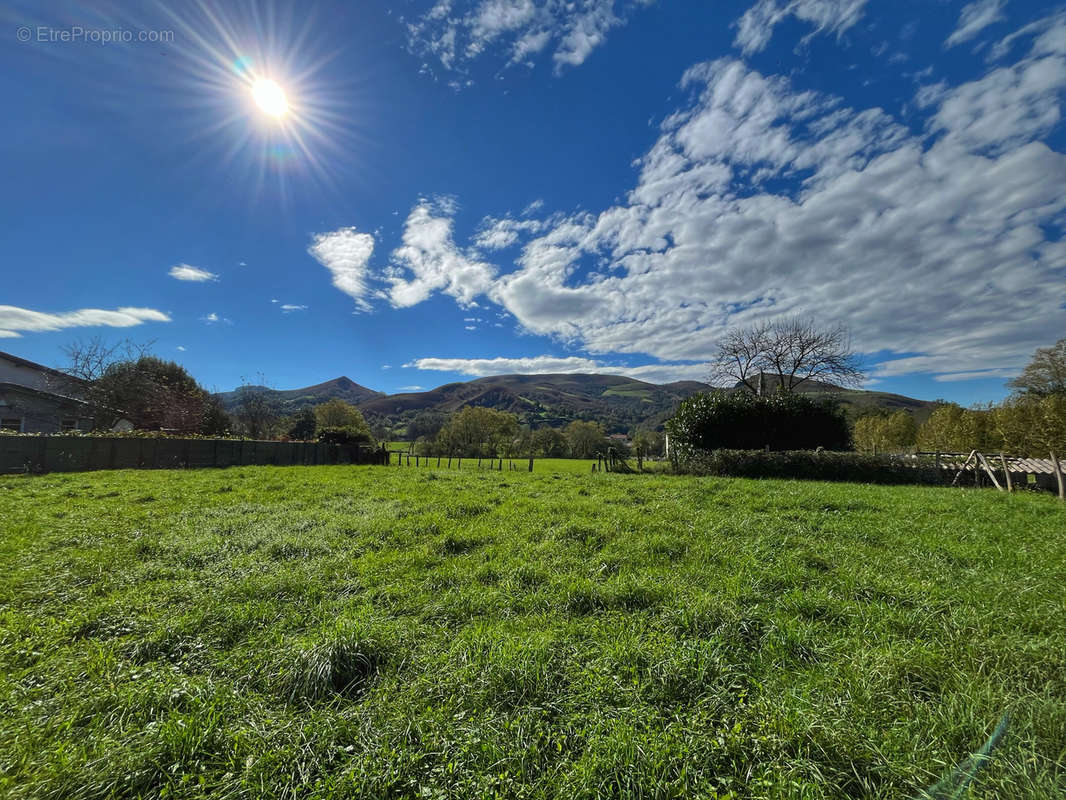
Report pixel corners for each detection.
[234,383,280,440]
[1008,338,1066,397]
[312,399,372,445]
[314,399,370,432]
[407,411,447,441]
[993,394,1066,456]
[435,407,519,457]
[709,318,864,394]
[916,404,1001,453]
[532,427,568,458]
[565,420,608,458]
[201,394,232,436]
[60,336,152,386]
[286,408,317,440]
[89,356,211,433]
[852,411,917,454]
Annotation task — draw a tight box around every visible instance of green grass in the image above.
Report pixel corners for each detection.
[1,466,1063,799]
[384,452,614,475]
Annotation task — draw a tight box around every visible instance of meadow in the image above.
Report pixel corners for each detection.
[0,465,1063,799]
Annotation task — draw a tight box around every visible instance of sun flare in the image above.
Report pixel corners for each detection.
[252,78,288,117]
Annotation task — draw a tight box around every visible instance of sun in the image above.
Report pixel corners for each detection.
[252,78,289,117]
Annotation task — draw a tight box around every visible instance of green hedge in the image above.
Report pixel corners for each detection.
[666,391,851,453]
[673,448,946,485]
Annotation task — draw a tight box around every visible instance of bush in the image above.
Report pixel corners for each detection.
[317,426,372,446]
[666,391,850,457]
[673,449,945,485]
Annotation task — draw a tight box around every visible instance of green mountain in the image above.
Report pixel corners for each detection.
[218,372,940,435]
[217,376,384,412]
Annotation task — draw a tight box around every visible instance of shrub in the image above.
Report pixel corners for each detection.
[317,426,372,445]
[666,391,850,458]
[673,449,945,485]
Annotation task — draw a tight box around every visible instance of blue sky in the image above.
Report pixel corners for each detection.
[2,0,1064,404]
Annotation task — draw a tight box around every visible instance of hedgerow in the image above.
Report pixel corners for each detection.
[673,448,946,485]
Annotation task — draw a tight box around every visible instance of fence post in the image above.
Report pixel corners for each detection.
[1052,452,1064,501]
[999,454,1013,493]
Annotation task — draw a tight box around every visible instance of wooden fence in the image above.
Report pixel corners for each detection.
[389,452,534,471]
[0,436,387,475]
[897,450,1065,497]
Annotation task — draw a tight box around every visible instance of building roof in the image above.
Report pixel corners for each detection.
[0,382,90,406]
[0,350,85,384]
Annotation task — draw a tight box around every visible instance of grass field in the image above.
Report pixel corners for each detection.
[1,466,1063,799]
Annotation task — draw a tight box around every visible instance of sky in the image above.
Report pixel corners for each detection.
[2,0,1064,404]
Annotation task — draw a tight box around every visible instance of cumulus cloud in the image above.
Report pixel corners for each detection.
[386,199,497,308]
[0,305,171,338]
[407,0,648,76]
[946,0,1007,48]
[459,35,1066,383]
[168,264,218,282]
[734,0,867,55]
[406,355,708,383]
[308,227,376,311]
[280,304,308,312]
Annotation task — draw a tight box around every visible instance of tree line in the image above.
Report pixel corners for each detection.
[853,339,1065,456]
[407,407,664,459]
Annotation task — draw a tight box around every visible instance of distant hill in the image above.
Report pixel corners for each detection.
[359,373,709,432]
[218,372,940,434]
[217,376,384,413]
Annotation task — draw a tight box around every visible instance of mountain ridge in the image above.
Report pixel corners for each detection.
[217,372,940,434]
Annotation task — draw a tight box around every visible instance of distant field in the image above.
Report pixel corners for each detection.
[1,466,1063,799]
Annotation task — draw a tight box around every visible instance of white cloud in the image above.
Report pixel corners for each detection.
[933,368,1016,382]
[168,264,218,282]
[474,214,549,250]
[450,38,1066,383]
[308,227,375,311]
[397,385,426,391]
[386,199,496,308]
[734,0,867,56]
[201,313,219,323]
[0,305,171,338]
[407,0,648,76]
[946,0,1007,48]
[406,355,708,383]
[929,51,1066,153]
[280,304,308,312]
[989,11,1066,61]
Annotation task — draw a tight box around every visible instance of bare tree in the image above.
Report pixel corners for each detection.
[60,336,153,384]
[709,318,864,395]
